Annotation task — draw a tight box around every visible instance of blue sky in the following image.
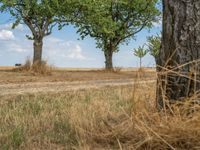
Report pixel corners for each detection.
[0,12,161,68]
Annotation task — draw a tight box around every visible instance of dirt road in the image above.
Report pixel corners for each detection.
[0,79,155,95]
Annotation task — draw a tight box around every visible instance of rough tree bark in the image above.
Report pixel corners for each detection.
[104,43,116,70]
[33,38,43,64]
[157,0,200,109]
[104,51,113,70]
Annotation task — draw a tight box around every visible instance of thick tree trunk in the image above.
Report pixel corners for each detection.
[104,44,115,70]
[104,50,113,70]
[157,0,200,109]
[33,38,43,64]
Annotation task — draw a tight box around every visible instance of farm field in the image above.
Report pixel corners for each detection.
[0,67,156,95]
[1,76,199,149]
[0,68,158,149]
[1,68,200,149]
[0,67,156,84]
[0,79,157,149]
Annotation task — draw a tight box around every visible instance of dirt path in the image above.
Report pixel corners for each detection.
[0,79,156,95]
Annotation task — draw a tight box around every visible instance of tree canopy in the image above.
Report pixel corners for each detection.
[0,0,73,64]
[71,0,160,69]
[0,0,63,39]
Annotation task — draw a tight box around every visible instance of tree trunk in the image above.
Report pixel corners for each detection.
[140,57,142,69]
[104,44,115,70]
[157,0,200,109]
[33,38,43,64]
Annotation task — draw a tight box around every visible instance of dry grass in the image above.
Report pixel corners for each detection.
[12,59,54,75]
[51,67,156,72]
[31,61,54,75]
[0,68,156,84]
[1,77,200,150]
[0,66,15,70]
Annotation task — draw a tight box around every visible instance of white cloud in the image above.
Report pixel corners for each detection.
[0,39,30,53]
[46,37,63,43]
[0,30,15,40]
[44,37,87,61]
[67,44,86,60]
[0,23,25,31]
[8,42,28,53]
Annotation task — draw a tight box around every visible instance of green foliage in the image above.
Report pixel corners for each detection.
[147,34,161,58]
[11,127,25,149]
[0,0,65,40]
[134,45,148,59]
[134,45,148,68]
[51,119,77,145]
[0,0,77,64]
[73,0,160,52]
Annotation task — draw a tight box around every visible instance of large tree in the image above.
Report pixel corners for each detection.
[73,0,159,70]
[157,0,200,109]
[0,0,70,64]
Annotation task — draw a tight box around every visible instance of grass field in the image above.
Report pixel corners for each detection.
[0,67,156,84]
[1,68,200,149]
[0,83,156,149]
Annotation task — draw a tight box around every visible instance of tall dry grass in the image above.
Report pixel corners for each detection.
[1,77,200,149]
[14,58,54,75]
